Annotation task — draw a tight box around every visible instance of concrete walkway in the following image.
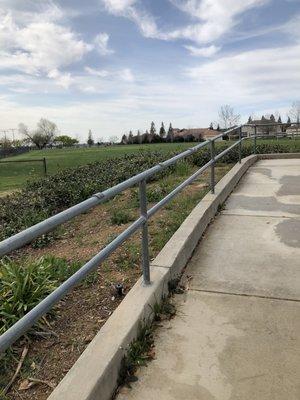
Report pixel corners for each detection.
[117,158,300,400]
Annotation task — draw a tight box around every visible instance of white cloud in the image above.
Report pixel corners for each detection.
[94,32,114,55]
[185,44,220,57]
[0,11,92,76]
[102,0,160,39]
[102,0,137,13]
[47,69,73,89]
[85,67,110,77]
[119,68,135,82]
[167,0,270,44]
[102,0,271,46]
[85,66,135,82]
[186,42,300,105]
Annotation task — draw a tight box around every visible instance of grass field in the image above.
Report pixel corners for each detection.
[1,138,300,194]
[0,143,195,193]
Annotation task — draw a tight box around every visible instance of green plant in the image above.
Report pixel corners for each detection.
[115,243,140,269]
[0,256,81,335]
[0,150,179,242]
[118,323,154,386]
[110,209,134,225]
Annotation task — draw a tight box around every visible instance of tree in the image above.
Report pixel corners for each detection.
[217,124,220,131]
[287,116,291,124]
[87,130,94,146]
[288,101,300,123]
[128,130,134,144]
[55,135,78,147]
[218,105,240,129]
[150,122,156,136]
[247,116,252,124]
[137,130,142,144]
[121,134,127,144]
[270,114,275,122]
[167,123,174,142]
[19,118,57,149]
[209,122,214,130]
[159,122,166,139]
[278,116,282,123]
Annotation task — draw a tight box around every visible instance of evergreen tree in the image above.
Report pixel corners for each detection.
[209,122,214,130]
[270,114,275,122]
[217,124,220,131]
[87,129,94,146]
[278,116,282,123]
[137,130,142,144]
[128,130,134,144]
[167,123,174,142]
[247,116,252,123]
[121,134,127,144]
[150,122,156,136]
[159,122,166,139]
[287,116,291,124]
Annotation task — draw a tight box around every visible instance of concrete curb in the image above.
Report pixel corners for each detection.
[47,154,258,400]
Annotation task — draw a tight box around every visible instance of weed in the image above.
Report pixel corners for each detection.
[174,160,192,176]
[110,209,134,225]
[115,243,140,269]
[150,296,176,321]
[118,323,154,387]
[0,256,81,335]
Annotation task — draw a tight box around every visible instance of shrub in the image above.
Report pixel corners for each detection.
[0,151,178,242]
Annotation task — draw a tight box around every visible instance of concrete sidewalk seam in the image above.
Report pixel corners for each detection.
[220,212,297,219]
[188,288,300,303]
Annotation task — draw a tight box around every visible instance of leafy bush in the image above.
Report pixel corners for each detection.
[0,151,177,241]
[0,141,299,244]
[0,256,81,334]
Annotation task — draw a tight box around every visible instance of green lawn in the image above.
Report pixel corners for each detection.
[1,138,299,194]
[0,143,196,192]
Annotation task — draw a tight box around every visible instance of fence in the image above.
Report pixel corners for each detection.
[0,157,47,176]
[0,146,30,159]
[0,124,297,352]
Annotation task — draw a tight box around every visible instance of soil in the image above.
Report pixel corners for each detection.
[1,165,231,399]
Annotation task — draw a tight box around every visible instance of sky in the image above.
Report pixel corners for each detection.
[0,0,300,142]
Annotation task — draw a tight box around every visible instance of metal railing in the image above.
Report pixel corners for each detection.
[0,123,296,352]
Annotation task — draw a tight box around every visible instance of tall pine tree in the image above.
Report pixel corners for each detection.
[159,122,166,139]
[167,123,174,142]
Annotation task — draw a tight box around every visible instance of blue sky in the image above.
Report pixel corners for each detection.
[0,0,299,141]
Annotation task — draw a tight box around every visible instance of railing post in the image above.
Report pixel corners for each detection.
[139,179,150,285]
[254,125,257,154]
[210,140,215,194]
[238,127,242,163]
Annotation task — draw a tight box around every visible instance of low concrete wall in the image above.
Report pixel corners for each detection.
[48,155,258,400]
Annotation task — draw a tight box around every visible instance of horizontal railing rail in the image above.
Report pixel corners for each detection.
[0,123,297,352]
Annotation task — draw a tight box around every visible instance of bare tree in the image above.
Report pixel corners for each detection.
[19,118,57,149]
[218,105,240,129]
[288,101,300,123]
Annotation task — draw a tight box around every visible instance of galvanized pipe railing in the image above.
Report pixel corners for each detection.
[0,123,295,352]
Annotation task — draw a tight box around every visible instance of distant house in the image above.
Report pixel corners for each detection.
[286,124,300,137]
[173,128,224,142]
[243,115,284,137]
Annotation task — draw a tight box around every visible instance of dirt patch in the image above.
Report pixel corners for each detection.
[1,164,232,400]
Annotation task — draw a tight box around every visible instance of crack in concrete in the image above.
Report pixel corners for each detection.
[188,288,300,303]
